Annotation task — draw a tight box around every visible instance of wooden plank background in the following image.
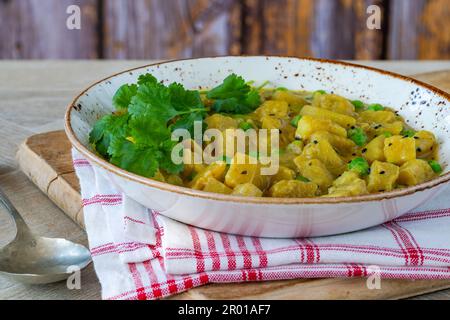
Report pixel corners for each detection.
[0,0,449,60]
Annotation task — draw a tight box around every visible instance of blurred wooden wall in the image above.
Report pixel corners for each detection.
[0,0,449,59]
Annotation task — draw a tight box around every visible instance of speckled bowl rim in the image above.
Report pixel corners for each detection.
[65,56,450,205]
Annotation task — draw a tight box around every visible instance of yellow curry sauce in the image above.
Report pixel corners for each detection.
[172,89,441,198]
[90,73,442,198]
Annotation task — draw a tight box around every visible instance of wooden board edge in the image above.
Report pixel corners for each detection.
[16,138,57,194]
[16,137,84,228]
[48,175,84,228]
[173,278,450,300]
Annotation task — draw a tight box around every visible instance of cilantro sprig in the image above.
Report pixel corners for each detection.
[89,73,207,178]
[206,74,261,114]
[90,72,266,179]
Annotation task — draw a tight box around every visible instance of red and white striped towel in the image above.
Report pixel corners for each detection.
[73,150,450,300]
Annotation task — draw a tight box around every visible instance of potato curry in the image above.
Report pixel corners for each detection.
[89,73,443,198]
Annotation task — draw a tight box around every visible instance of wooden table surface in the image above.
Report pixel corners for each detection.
[1,60,450,300]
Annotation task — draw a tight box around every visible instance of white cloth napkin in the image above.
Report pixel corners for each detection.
[73,150,450,300]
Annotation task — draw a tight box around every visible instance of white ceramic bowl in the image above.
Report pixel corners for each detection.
[65,56,450,238]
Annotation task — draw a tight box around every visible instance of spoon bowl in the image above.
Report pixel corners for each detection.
[0,236,91,284]
[0,187,91,284]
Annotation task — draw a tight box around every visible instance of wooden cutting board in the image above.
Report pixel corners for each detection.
[16,70,450,299]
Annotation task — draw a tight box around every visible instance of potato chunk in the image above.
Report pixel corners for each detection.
[203,177,233,194]
[268,180,318,198]
[374,121,403,136]
[359,110,396,124]
[272,90,308,109]
[271,166,296,184]
[384,136,416,165]
[294,157,334,192]
[301,139,346,175]
[189,162,228,190]
[309,131,356,155]
[153,170,166,182]
[286,140,304,154]
[278,120,297,148]
[300,105,356,128]
[205,114,238,132]
[182,139,207,178]
[325,171,368,197]
[414,130,437,159]
[295,115,347,140]
[232,183,263,197]
[224,153,268,189]
[261,115,282,129]
[166,174,183,186]
[279,152,299,171]
[255,100,289,119]
[367,161,400,193]
[398,159,435,186]
[363,135,386,163]
[312,93,355,115]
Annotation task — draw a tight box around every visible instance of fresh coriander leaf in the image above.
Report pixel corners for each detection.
[211,97,255,114]
[89,72,208,179]
[129,82,178,124]
[206,74,261,114]
[171,111,206,136]
[239,121,253,131]
[159,139,184,174]
[296,175,311,182]
[167,83,207,134]
[89,113,129,158]
[113,84,137,110]
[168,83,204,112]
[109,137,160,178]
[383,131,393,137]
[255,80,270,91]
[245,90,261,109]
[137,73,158,85]
[128,116,171,148]
[129,80,206,132]
[207,74,250,99]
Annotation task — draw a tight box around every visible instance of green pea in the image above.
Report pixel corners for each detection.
[348,127,368,147]
[367,103,385,111]
[428,160,443,174]
[351,100,365,110]
[290,114,302,127]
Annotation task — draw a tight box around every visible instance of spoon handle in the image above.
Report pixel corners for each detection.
[0,187,32,235]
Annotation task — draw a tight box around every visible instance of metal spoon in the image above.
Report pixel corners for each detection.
[0,187,91,284]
